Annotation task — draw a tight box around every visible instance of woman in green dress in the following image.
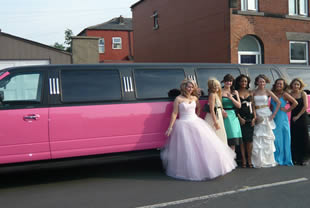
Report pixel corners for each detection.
[222,74,242,152]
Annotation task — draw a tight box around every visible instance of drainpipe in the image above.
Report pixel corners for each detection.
[128,31,133,60]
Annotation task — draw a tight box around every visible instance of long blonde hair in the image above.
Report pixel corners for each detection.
[180,78,200,98]
[208,78,222,99]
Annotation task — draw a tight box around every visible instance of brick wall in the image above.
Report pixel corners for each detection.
[132,0,231,63]
[132,0,310,64]
[231,9,310,64]
[259,0,288,15]
[86,30,133,62]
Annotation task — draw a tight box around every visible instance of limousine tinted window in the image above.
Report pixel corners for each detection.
[134,69,185,99]
[247,68,275,89]
[60,70,121,103]
[196,68,240,94]
[0,72,44,103]
[286,68,310,90]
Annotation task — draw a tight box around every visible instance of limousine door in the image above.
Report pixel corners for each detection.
[0,69,50,164]
[48,69,129,159]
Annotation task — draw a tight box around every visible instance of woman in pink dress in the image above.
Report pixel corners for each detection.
[161,78,237,181]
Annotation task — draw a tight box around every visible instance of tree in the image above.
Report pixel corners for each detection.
[64,29,73,53]
[52,29,73,53]
[53,42,66,50]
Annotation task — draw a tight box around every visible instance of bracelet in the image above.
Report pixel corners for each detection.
[168,127,173,130]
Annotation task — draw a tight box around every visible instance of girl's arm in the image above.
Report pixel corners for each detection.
[267,89,280,120]
[195,96,201,116]
[251,91,257,126]
[282,92,298,113]
[229,90,241,108]
[208,93,220,129]
[165,97,180,136]
[237,113,246,125]
[293,91,308,121]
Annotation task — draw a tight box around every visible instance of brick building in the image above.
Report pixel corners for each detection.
[73,16,134,64]
[131,0,310,65]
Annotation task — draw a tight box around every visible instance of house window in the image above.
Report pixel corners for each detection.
[152,11,159,30]
[98,38,105,53]
[112,37,122,49]
[290,41,308,65]
[241,0,258,11]
[289,0,308,16]
[238,35,262,64]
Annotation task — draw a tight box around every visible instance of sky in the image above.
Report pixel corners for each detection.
[0,0,138,46]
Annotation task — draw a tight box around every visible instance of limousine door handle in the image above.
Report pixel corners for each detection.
[23,114,40,121]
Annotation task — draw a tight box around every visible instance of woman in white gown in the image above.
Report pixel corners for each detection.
[252,74,281,168]
[204,78,228,144]
[161,78,237,181]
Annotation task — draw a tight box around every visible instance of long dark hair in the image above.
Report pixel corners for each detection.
[235,74,251,90]
[222,74,235,91]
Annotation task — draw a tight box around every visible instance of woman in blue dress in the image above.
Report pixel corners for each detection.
[271,78,297,166]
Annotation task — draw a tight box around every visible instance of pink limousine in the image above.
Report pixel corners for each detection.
[0,63,309,166]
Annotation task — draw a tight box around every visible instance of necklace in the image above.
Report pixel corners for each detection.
[275,91,283,98]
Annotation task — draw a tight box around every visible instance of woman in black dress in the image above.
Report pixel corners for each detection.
[235,74,256,168]
[289,78,310,166]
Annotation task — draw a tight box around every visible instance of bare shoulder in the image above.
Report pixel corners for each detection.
[282,91,289,98]
[266,89,273,96]
[175,95,183,103]
[249,90,254,96]
[191,96,198,101]
[208,92,215,99]
[302,91,308,98]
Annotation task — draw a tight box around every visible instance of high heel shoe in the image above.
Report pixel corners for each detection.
[248,163,254,168]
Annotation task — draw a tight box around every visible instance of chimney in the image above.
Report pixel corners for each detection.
[119,15,124,24]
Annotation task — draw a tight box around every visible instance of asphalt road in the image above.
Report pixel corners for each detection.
[0,156,309,208]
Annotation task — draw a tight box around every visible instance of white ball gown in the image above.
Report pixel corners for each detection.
[161,101,237,181]
[252,95,277,168]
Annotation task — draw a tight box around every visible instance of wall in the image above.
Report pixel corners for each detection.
[259,0,310,15]
[0,33,71,64]
[86,30,134,62]
[230,0,310,64]
[72,36,99,64]
[132,0,231,63]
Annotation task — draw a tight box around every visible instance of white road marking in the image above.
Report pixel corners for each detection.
[136,177,308,208]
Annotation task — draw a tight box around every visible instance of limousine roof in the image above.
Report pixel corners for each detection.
[1,63,309,72]
[2,63,310,92]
